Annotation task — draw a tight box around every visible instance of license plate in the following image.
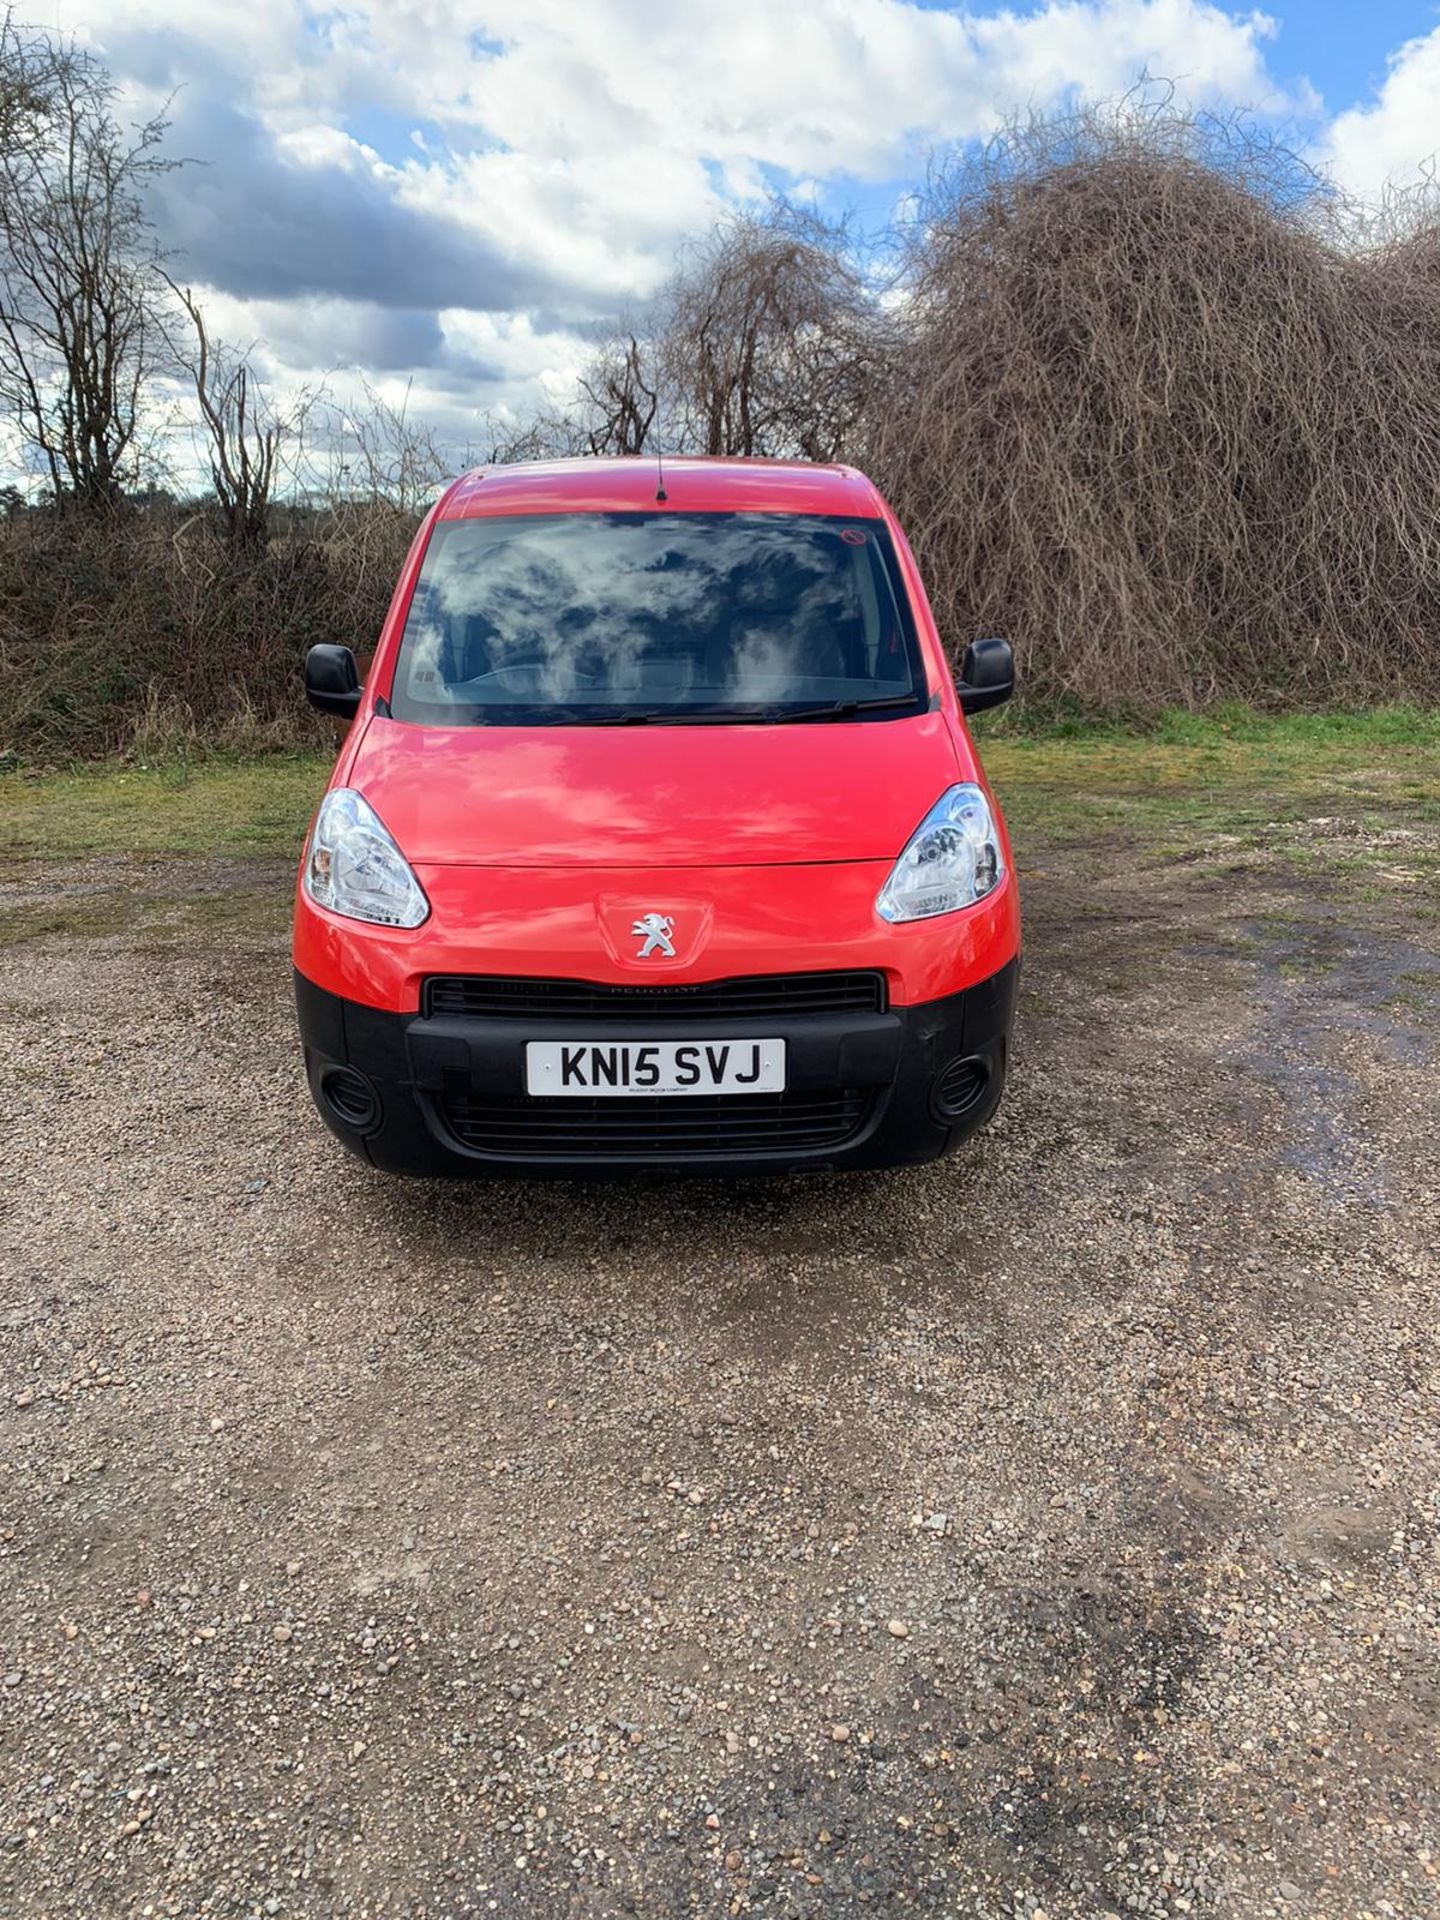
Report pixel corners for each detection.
[525,1038,786,1097]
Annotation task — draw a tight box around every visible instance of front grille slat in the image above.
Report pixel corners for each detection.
[440,1088,870,1159]
[423,969,886,1022]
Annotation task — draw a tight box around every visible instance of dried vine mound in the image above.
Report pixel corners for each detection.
[869,111,1440,713]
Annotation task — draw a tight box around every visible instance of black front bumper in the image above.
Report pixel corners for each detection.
[294,959,1018,1179]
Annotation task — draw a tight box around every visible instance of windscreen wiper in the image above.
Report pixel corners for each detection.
[577,705,769,725]
[547,694,922,726]
[759,692,923,723]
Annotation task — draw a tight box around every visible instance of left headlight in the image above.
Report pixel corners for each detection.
[304,788,430,928]
[875,783,1005,923]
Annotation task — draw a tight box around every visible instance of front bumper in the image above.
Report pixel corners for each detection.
[294,959,1019,1179]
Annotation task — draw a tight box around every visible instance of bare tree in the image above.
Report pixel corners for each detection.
[169,281,304,548]
[0,8,47,148]
[0,17,174,511]
[577,333,659,454]
[561,205,882,464]
[660,205,880,459]
[481,407,586,465]
[322,377,450,515]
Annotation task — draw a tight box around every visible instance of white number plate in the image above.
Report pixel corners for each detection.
[525,1038,786,1097]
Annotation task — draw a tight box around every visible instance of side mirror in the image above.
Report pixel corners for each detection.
[305,644,362,720]
[956,636,1013,715]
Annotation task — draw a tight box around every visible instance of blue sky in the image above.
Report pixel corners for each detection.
[36,2,1440,455]
[1235,0,1429,106]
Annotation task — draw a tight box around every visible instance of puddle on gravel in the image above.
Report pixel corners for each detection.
[1210,915,1439,1207]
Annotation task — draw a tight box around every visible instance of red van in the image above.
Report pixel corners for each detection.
[292,457,1020,1177]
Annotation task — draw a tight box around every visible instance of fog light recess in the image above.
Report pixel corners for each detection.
[319,1065,380,1134]
[931,1055,989,1121]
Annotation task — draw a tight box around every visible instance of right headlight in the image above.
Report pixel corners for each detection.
[304,788,430,928]
[875,783,1004,923]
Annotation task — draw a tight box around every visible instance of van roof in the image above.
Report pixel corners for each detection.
[438,455,884,521]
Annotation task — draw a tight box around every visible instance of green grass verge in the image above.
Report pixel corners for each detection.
[975,703,1440,849]
[1,706,1436,865]
[0,752,329,860]
[0,883,293,946]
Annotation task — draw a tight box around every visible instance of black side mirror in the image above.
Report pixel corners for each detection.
[956,636,1013,715]
[305,644,362,720]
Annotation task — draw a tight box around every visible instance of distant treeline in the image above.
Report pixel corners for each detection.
[3,21,1439,758]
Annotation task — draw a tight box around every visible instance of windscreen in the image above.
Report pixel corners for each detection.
[388,510,927,726]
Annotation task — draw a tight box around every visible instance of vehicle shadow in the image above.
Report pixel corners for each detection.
[372,1154,943,1262]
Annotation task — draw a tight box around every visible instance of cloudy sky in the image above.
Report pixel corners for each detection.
[37,0,1440,460]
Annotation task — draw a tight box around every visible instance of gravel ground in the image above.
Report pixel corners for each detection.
[2,830,1437,1919]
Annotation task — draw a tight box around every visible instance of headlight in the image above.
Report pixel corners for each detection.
[875,784,1004,922]
[304,789,429,928]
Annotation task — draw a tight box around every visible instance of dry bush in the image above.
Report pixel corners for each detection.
[866,103,1440,712]
[0,506,413,759]
[0,371,441,759]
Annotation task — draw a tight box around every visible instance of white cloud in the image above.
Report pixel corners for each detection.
[66,0,1294,313]
[1322,25,1440,202]
[168,288,591,436]
[18,0,1321,479]
[347,1,1287,172]
[332,0,1291,284]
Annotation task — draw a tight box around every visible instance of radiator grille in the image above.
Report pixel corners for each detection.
[438,1085,870,1160]
[422,971,886,1022]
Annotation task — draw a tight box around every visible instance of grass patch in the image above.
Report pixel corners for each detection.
[990,700,1440,750]
[0,753,328,860]
[0,884,291,946]
[978,704,1440,849]
[0,890,140,944]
